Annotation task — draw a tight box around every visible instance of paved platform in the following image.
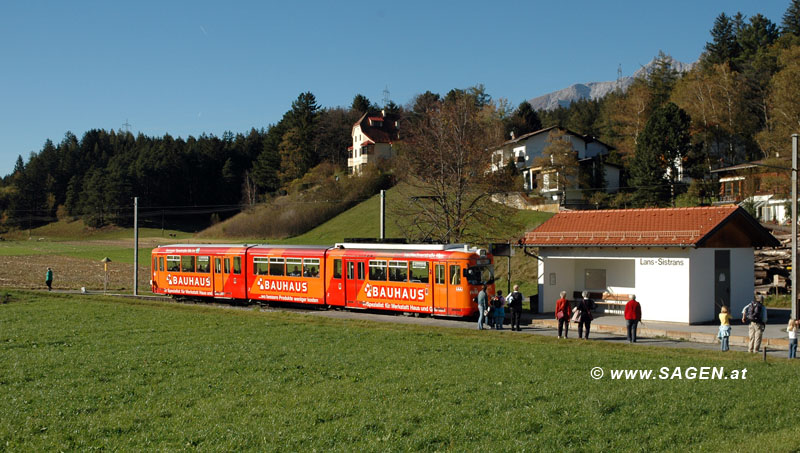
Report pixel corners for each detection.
[524,308,792,350]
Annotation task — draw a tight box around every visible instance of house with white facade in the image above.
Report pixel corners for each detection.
[522,206,779,324]
[347,111,400,176]
[490,126,620,205]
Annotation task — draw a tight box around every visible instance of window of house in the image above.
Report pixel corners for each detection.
[584,269,606,290]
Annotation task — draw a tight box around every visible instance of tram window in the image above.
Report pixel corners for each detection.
[333,259,342,279]
[233,257,241,275]
[286,258,302,277]
[253,257,269,275]
[388,261,408,282]
[357,262,365,280]
[449,265,461,285]
[347,262,354,279]
[196,256,210,273]
[181,256,195,273]
[303,258,320,278]
[269,257,285,276]
[152,257,157,273]
[167,255,180,272]
[159,257,164,272]
[369,260,387,281]
[224,258,230,274]
[410,261,429,283]
[435,264,445,285]
[214,258,221,273]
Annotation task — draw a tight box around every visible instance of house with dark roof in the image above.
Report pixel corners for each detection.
[710,159,791,223]
[521,206,779,323]
[347,110,400,176]
[490,126,620,205]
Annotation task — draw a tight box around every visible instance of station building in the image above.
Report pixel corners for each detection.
[522,206,779,324]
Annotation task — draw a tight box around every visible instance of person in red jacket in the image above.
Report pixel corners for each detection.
[624,294,642,343]
[555,291,572,338]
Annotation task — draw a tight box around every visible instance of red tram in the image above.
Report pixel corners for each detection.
[150,243,495,317]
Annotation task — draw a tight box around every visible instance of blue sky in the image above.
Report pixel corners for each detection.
[0,0,790,176]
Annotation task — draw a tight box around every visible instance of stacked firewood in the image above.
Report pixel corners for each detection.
[755,226,792,294]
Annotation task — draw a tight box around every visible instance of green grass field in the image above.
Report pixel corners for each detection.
[1,291,797,451]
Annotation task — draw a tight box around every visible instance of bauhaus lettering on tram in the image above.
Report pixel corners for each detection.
[151,243,495,317]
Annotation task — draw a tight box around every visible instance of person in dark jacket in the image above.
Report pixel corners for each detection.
[624,294,642,343]
[45,267,53,291]
[507,285,524,331]
[576,291,595,339]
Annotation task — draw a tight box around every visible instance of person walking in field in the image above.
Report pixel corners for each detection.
[624,294,642,343]
[555,291,571,338]
[45,267,53,291]
[507,285,524,331]
[718,306,731,352]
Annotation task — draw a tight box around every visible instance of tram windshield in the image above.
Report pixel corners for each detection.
[465,264,494,285]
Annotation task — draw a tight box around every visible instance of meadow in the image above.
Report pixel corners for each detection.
[1,291,797,451]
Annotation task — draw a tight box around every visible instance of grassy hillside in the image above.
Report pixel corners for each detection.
[1,291,796,451]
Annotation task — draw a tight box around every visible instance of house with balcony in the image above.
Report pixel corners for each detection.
[710,159,791,223]
[347,111,400,176]
[490,126,620,205]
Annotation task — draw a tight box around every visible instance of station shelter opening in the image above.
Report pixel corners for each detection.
[522,206,779,324]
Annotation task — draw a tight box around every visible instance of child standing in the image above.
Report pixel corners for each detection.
[718,306,731,352]
[788,318,798,359]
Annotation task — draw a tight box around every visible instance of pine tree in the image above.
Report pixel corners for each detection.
[630,103,692,207]
[704,13,740,65]
[782,0,800,37]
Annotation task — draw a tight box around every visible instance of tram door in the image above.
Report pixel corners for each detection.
[433,262,448,314]
[345,260,365,305]
[213,257,224,296]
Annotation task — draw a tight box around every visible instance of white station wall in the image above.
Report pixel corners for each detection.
[538,247,744,323]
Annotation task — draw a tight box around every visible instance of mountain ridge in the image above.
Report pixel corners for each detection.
[528,57,695,111]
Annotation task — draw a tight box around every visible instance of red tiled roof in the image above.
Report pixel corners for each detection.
[353,112,400,145]
[522,206,778,247]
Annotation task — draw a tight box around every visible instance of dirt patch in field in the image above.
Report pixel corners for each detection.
[0,255,148,292]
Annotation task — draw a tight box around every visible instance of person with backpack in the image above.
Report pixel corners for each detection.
[741,295,767,353]
[575,291,596,339]
[507,285,524,331]
[491,290,506,330]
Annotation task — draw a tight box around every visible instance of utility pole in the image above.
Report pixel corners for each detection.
[379,190,385,239]
[134,197,139,296]
[792,135,797,319]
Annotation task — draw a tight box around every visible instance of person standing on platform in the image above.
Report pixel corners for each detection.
[624,294,642,343]
[507,285,524,331]
[555,291,571,338]
[718,306,731,352]
[477,285,488,330]
[742,295,767,353]
[492,290,506,330]
[576,291,595,339]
